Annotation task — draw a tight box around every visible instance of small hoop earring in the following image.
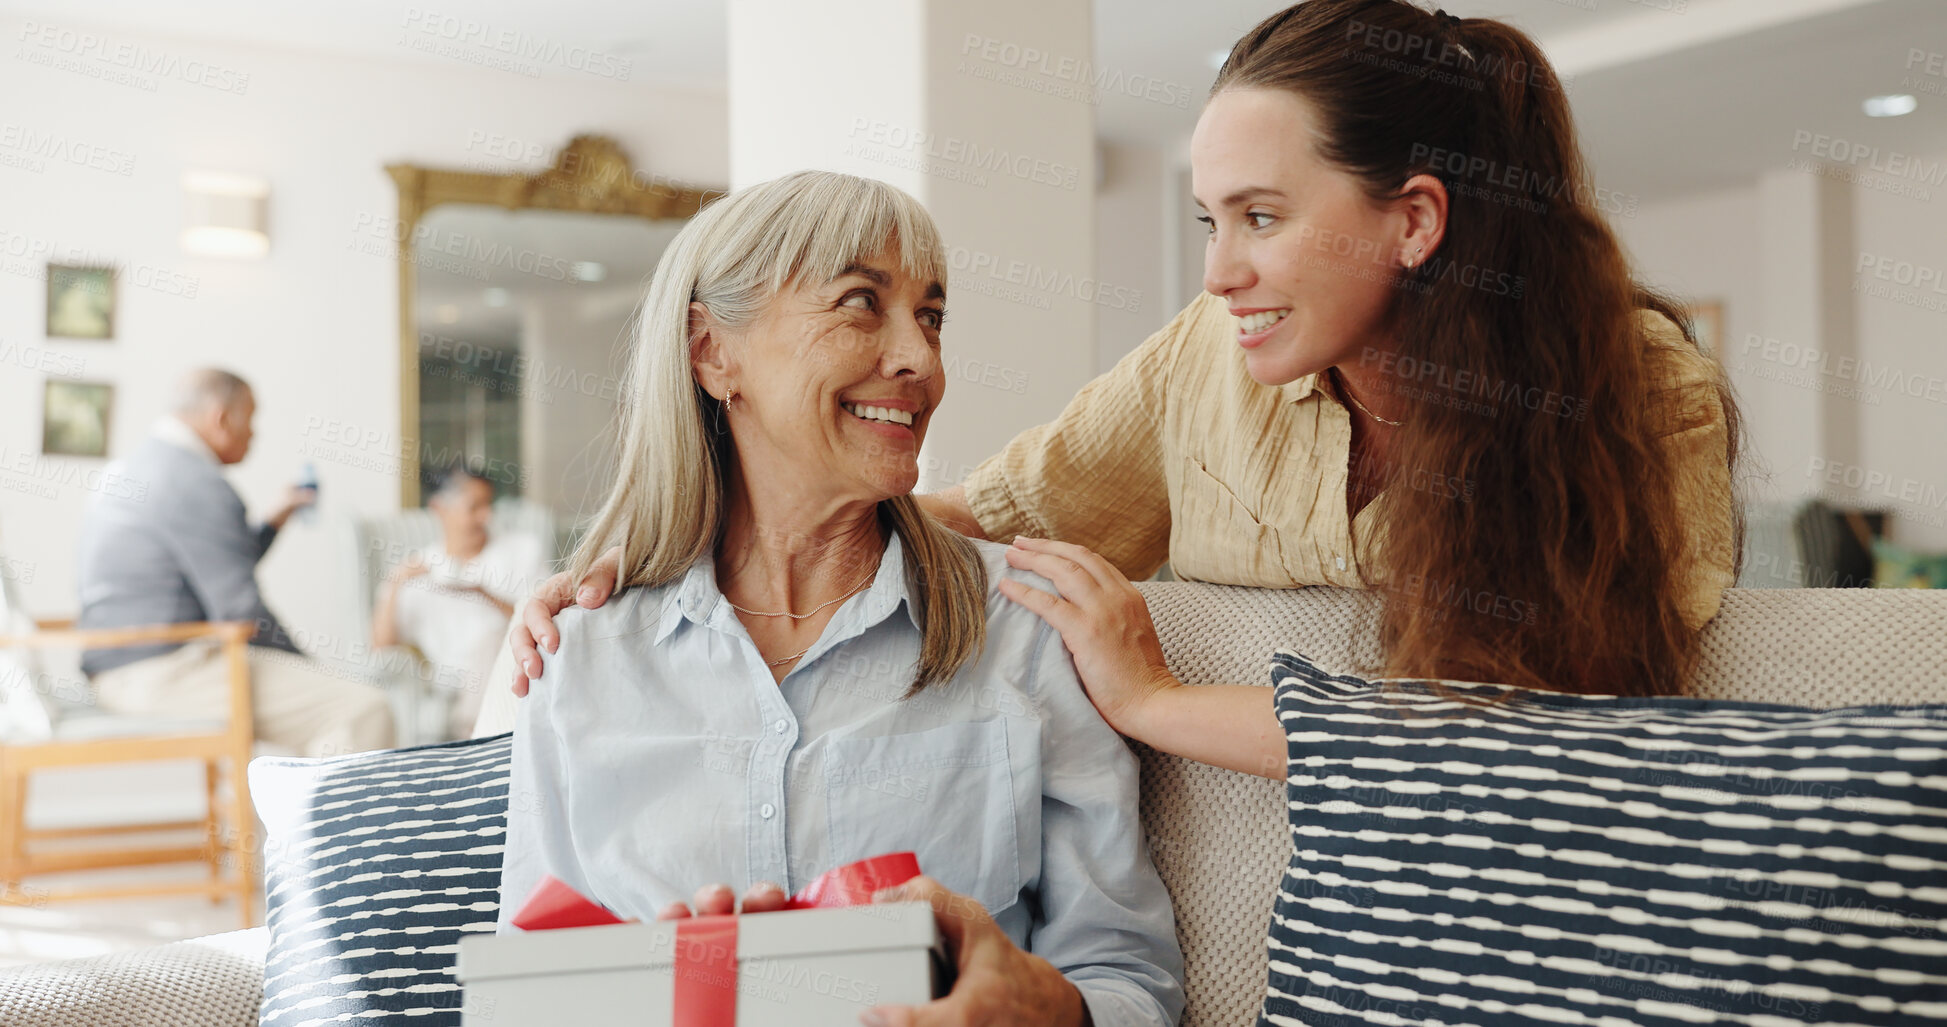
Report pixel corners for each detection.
[713,388,736,435]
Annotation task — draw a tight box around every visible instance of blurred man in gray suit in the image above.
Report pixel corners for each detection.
[77,368,394,756]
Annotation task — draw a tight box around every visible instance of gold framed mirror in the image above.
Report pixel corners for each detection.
[385,135,719,507]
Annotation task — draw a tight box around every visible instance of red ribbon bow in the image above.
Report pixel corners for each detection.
[510,853,922,1026]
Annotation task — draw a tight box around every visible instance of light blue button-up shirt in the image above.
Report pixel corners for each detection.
[497,533,1184,1025]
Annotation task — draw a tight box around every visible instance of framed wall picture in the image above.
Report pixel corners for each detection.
[46,264,116,340]
[42,380,114,457]
[1681,301,1725,357]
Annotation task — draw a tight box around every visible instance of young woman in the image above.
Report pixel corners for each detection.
[993,0,1744,779]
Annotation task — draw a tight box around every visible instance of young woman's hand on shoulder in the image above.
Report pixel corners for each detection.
[998,536,1287,779]
[997,536,1177,737]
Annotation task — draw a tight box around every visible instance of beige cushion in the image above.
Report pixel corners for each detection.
[1131,582,1947,1027]
[0,927,267,1027]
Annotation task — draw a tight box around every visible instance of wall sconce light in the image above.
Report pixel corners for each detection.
[181,172,270,258]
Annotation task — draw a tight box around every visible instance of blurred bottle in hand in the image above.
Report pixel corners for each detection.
[295,461,319,523]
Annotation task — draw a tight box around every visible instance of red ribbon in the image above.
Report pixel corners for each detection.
[785,851,922,910]
[673,915,741,1026]
[508,875,625,931]
[510,853,923,1027]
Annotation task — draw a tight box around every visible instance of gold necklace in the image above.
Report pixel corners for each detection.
[749,575,874,668]
[1333,369,1404,427]
[766,642,817,668]
[726,564,877,620]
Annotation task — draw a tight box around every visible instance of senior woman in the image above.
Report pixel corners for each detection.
[494,170,1182,1027]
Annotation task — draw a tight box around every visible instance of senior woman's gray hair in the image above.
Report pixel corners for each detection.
[571,170,987,694]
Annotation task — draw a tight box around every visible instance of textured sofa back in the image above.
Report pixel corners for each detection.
[1131,583,1947,1026]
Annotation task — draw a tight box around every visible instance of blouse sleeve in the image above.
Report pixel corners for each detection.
[1019,609,1186,1025]
[494,636,591,932]
[1641,312,1738,631]
[960,298,1211,581]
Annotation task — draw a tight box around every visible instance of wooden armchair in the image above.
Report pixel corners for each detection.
[0,619,259,928]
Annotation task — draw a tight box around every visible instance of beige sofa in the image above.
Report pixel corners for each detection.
[3,584,1944,1027]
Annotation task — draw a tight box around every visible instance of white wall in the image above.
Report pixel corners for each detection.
[1171,162,1205,318]
[0,17,727,656]
[1612,184,1770,467]
[726,0,925,192]
[1092,140,1171,373]
[1617,161,1947,550]
[1850,164,1947,549]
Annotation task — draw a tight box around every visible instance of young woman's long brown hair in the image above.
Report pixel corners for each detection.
[1217,0,1742,696]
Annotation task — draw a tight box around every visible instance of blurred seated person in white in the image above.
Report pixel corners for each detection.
[371,462,546,738]
[77,368,395,757]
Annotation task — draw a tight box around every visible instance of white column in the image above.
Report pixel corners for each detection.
[1811,173,1859,487]
[1756,169,1857,500]
[1094,141,1172,375]
[728,0,1096,489]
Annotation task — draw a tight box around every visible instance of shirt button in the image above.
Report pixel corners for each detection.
[774,720,788,735]
[1336,555,1346,571]
[760,803,776,819]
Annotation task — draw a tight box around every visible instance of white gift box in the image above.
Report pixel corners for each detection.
[458,901,945,1026]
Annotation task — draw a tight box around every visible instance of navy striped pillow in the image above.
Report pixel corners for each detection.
[251,734,511,1027]
[1264,650,1947,1027]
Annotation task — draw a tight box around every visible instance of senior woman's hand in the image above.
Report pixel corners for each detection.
[861,875,1089,1027]
[508,545,624,696]
[653,881,790,920]
[996,536,1179,739]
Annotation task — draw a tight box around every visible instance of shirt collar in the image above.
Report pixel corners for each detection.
[1278,372,1322,406]
[150,416,220,465]
[653,527,919,645]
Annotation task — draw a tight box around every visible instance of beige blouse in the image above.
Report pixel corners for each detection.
[962,291,1737,630]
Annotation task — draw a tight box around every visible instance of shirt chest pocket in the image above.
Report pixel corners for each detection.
[822,718,1023,917]
[1175,454,1302,586]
